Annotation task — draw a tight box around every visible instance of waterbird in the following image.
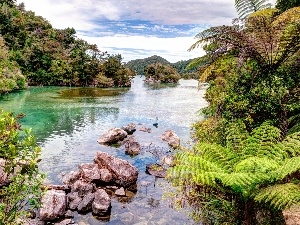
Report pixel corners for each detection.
[153,117,158,128]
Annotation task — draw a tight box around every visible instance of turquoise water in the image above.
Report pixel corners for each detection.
[0,76,208,224]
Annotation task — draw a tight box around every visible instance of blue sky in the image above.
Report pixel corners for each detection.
[16,0,276,63]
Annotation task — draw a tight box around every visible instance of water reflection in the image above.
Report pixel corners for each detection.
[0,76,208,224]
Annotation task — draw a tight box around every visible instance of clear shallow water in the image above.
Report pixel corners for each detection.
[0,76,208,225]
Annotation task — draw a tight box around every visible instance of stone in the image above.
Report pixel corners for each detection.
[92,189,111,216]
[77,192,95,213]
[39,190,67,221]
[99,169,113,183]
[71,180,94,197]
[161,130,180,148]
[283,206,300,225]
[64,210,74,218]
[139,127,151,133]
[146,164,167,178]
[115,187,126,196]
[62,171,80,185]
[94,151,138,187]
[55,219,75,225]
[161,154,175,167]
[67,192,82,210]
[0,158,10,187]
[78,163,100,182]
[97,128,127,145]
[121,123,136,134]
[124,137,141,156]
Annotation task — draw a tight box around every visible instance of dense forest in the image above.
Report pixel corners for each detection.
[126,55,198,78]
[169,0,300,224]
[0,0,135,94]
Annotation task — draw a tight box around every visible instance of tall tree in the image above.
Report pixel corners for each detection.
[276,0,300,13]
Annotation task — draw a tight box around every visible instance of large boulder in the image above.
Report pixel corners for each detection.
[77,192,95,213]
[92,189,111,216]
[94,151,138,187]
[161,130,180,148]
[79,163,100,182]
[97,128,127,145]
[39,190,67,221]
[0,158,10,187]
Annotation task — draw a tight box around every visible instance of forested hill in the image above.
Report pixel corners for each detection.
[126,55,197,75]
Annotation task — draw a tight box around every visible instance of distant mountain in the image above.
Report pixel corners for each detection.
[126,55,198,75]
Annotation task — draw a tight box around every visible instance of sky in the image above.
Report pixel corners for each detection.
[16,0,276,63]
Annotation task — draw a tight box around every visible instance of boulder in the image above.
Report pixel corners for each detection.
[67,191,82,210]
[92,189,111,216]
[0,158,10,187]
[97,128,127,145]
[283,206,300,225]
[62,171,80,185]
[139,127,151,133]
[146,164,167,178]
[99,169,113,183]
[77,192,95,213]
[115,187,126,196]
[94,151,138,187]
[71,180,94,197]
[161,130,180,148]
[39,190,67,221]
[161,154,175,167]
[123,136,141,156]
[78,163,100,182]
[121,123,136,134]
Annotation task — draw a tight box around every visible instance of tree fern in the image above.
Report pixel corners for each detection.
[235,0,272,19]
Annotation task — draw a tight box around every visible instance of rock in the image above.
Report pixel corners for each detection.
[55,219,75,225]
[77,192,95,213]
[92,189,111,216]
[43,184,70,192]
[139,127,151,133]
[99,169,113,183]
[94,152,138,187]
[124,137,141,156]
[78,163,100,182]
[97,128,128,145]
[67,192,82,210]
[283,206,300,225]
[121,123,136,134]
[146,164,167,178]
[115,187,126,196]
[71,180,94,197]
[161,154,175,167]
[39,190,67,221]
[62,171,80,185]
[0,158,10,187]
[64,210,74,218]
[161,130,180,148]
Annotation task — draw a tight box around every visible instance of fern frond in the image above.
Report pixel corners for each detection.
[193,171,220,187]
[235,0,272,19]
[272,157,300,181]
[255,183,300,210]
[250,121,281,144]
[235,156,279,174]
[281,132,300,157]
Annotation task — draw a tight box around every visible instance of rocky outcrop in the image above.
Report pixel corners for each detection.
[39,190,67,221]
[97,128,128,144]
[161,130,180,148]
[94,151,138,187]
[92,189,111,216]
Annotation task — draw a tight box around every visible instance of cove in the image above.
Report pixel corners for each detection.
[0,76,208,224]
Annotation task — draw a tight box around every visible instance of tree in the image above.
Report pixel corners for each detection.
[0,110,44,224]
[144,63,181,83]
[235,0,272,19]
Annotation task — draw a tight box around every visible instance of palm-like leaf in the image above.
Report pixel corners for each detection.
[235,0,272,19]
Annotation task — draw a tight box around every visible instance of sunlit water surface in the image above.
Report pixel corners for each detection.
[0,76,208,225]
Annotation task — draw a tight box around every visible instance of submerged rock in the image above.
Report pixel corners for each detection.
[123,136,141,156]
[94,151,138,187]
[97,128,127,145]
[161,130,180,148]
[146,164,167,178]
[139,127,151,133]
[39,190,67,221]
[121,123,136,134]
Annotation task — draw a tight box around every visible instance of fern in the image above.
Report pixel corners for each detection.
[255,183,300,209]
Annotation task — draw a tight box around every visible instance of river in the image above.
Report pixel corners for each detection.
[0,76,208,225]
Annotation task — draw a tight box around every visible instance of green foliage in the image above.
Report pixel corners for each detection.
[0,110,44,224]
[169,121,300,223]
[144,63,181,83]
[235,0,272,19]
[276,0,300,13]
